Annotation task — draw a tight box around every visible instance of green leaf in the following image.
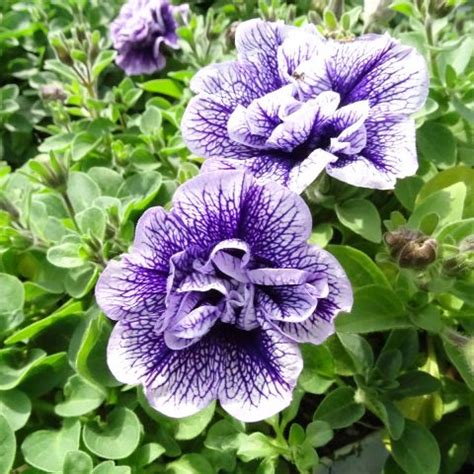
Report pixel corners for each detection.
[204,419,243,452]
[0,414,16,474]
[337,333,374,374]
[83,407,142,460]
[71,132,101,162]
[77,207,106,240]
[175,402,215,440]
[55,374,105,417]
[92,461,131,474]
[365,396,405,440]
[65,263,99,299]
[19,352,70,398]
[299,344,335,394]
[409,305,443,333]
[88,167,123,196]
[92,50,116,78]
[373,350,402,381]
[37,132,75,152]
[309,223,334,248]
[314,387,365,429]
[336,199,382,243]
[409,182,467,231]
[237,433,282,462]
[433,410,472,474]
[327,245,390,288]
[336,285,409,333]
[67,172,101,213]
[390,370,441,399]
[140,79,183,98]
[0,273,24,333]
[47,242,86,268]
[75,310,119,388]
[443,340,474,391]
[0,389,31,431]
[140,106,162,135]
[128,442,165,467]
[394,176,424,211]
[417,122,456,169]
[63,450,93,474]
[391,420,441,474]
[293,440,319,472]
[5,300,82,345]
[289,423,306,446]
[21,419,81,472]
[306,420,334,447]
[256,457,277,474]
[0,348,46,390]
[167,454,214,473]
[416,166,474,218]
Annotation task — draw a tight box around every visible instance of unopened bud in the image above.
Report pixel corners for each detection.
[53,43,74,66]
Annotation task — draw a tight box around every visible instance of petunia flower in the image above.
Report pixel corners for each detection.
[181,20,429,192]
[95,171,352,421]
[110,0,187,76]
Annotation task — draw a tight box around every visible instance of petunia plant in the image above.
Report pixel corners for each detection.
[0,0,473,473]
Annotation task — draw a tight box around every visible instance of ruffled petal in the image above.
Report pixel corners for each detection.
[269,246,353,343]
[95,256,167,321]
[235,19,294,89]
[255,284,319,323]
[108,317,302,422]
[326,113,417,189]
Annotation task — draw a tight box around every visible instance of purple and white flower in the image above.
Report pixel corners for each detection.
[110,0,187,76]
[182,20,429,192]
[95,171,352,421]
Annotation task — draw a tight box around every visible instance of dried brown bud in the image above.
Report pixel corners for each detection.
[398,238,438,269]
[384,228,422,258]
[384,228,438,269]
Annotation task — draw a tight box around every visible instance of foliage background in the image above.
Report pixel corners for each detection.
[0,0,473,472]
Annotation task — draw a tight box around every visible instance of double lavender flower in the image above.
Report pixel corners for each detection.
[182,20,428,192]
[98,15,428,421]
[110,0,186,75]
[96,171,352,420]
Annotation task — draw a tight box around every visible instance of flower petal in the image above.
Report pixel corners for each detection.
[108,317,302,421]
[277,29,321,82]
[287,149,338,194]
[95,256,167,321]
[270,246,353,343]
[235,19,294,88]
[298,34,428,114]
[326,114,417,189]
[266,91,340,152]
[108,314,218,417]
[239,174,313,263]
[255,284,319,323]
[171,170,250,248]
[327,100,369,155]
[217,322,303,422]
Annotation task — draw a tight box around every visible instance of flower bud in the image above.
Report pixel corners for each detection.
[384,228,438,269]
[398,238,438,269]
